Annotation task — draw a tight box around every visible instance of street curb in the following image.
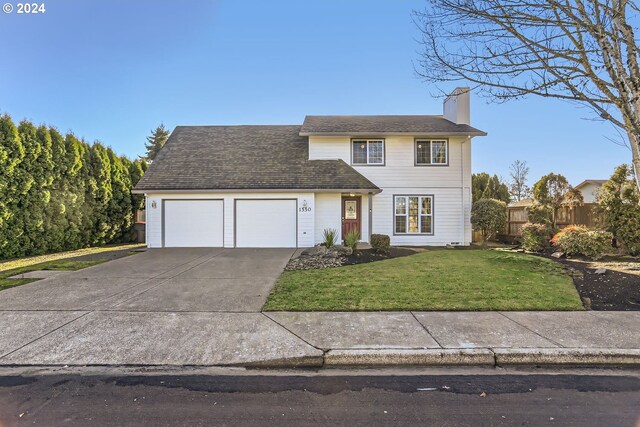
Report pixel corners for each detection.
[324,349,495,367]
[494,348,640,366]
[238,355,324,368]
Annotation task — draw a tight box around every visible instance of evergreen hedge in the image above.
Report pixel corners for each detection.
[0,114,147,259]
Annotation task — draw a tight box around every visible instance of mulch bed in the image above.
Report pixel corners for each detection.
[547,255,640,311]
[341,247,418,266]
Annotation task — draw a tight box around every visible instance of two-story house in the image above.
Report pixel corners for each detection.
[133,87,486,248]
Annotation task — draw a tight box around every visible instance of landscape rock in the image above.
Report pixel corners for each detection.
[551,251,565,259]
[285,249,345,271]
[301,245,327,257]
[334,245,353,256]
[594,267,607,275]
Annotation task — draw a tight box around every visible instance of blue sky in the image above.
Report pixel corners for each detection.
[0,0,631,186]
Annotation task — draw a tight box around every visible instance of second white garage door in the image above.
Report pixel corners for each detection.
[235,199,297,248]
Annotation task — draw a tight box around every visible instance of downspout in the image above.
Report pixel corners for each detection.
[460,140,464,245]
[368,193,373,242]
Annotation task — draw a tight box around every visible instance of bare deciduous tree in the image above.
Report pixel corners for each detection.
[414,0,640,190]
[509,160,531,201]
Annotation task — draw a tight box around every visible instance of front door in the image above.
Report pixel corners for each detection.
[341,196,361,239]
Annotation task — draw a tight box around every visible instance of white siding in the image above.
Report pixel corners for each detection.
[310,135,473,246]
[144,192,314,248]
[462,139,472,245]
[314,193,371,244]
[309,135,471,188]
[577,182,602,204]
[372,188,465,246]
[361,195,370,243]
[146,195,162,248]
[314,193,342,244]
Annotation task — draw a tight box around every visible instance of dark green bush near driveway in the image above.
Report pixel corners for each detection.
[0,114,147,259]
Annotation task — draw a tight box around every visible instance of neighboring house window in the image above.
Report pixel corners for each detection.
[352,139,384,165]
[416,140,448,165]
[394,195,433,234]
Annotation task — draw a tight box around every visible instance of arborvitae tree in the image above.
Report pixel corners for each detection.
[129,159,147,212]
[64,133,90,249]
[0,116,146,259]
[106,148,133,242]
[88,143,113,245]
[0,115,25,258]
[142,124,170,162]
[14,122,41,256]
[45,128,69,252]
[472,173,511,204]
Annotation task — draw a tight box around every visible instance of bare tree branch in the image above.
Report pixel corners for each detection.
[414,0,640,189]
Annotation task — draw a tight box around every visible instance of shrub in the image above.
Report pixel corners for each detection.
[521,222,553,252]
[344,229,360,252]
[597,164,640,255]
[551,225,612,259]
[471,198,507,241]
[532,173,583,228]
[527,204,553,225]
[370,234,391,253]
[322,228,338,248]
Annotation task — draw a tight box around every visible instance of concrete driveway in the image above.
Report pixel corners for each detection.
[0,248,327,367]
[0,248,294,312]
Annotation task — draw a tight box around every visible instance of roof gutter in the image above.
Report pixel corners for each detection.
[132,188,383,195]
[299,131,488,137]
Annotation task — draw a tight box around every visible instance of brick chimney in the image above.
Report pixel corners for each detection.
[443,87,470,125]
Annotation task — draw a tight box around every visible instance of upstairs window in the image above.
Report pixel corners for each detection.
[352,139,384,165]
[416,140,448,165]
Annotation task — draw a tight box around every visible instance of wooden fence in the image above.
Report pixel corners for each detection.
[504,203,600,238]
[135,209,146,223]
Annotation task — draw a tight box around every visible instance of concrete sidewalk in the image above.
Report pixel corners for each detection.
[1,310,638,368]
[267,311,640,367]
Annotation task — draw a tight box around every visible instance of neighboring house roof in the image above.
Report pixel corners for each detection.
[575,179,606,190]
[133,125,380,193]
[300,115,487,136]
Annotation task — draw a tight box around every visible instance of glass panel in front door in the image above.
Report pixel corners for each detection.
[345,201,357,219]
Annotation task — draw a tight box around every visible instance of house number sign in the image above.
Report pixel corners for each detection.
[298,199,312,213]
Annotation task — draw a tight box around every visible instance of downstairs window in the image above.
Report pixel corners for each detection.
[394,195,433,234]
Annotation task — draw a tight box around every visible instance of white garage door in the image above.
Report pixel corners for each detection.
[164,200,224,247]
[235,199,297,248]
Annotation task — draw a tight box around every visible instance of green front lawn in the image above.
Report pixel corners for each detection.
[264,249,584,311]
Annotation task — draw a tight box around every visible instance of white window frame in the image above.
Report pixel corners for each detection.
[393,195,434,235]
[352,139,385,165]
[415,139,448,165]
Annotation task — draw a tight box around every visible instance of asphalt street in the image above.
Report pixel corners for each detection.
[0,369,639,426]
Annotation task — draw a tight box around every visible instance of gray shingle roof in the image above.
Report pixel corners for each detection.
[133,125,380,192]
[300,115,487,136]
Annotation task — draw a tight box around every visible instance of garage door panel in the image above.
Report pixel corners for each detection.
[235,200,297,248]
[164,200,224,247]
